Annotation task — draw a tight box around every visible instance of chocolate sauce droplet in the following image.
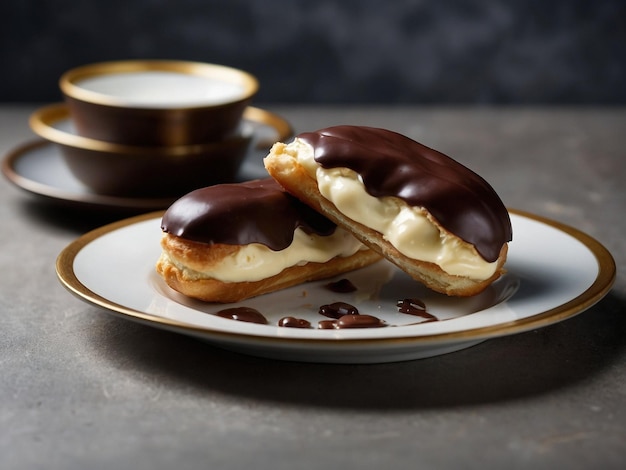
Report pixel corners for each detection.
[397,298,426,312]
[325,278,357,293]
[318,301,359,319]
[336,314,386,329]
[215,307,268,324]
[317,315,386,329]
[397,298,438,322]
[278,317,312,328]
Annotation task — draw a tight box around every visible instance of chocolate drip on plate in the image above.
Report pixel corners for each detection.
[215,307,268,324]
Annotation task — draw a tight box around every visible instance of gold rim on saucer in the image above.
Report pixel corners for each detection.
[29,103,293,156]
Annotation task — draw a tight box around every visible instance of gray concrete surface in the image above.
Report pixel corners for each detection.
[1,105,624,469]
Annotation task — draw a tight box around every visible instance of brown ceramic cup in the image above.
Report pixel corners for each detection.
[59,60,259,146]
[29,103,293,197]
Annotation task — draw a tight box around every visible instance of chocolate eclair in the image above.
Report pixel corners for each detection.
[264,126,512,296]
[156,178,380,302]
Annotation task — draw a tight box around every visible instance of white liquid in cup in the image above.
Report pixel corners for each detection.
[75,71,247,108]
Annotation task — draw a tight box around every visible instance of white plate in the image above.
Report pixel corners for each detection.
[1,139,270,213]
[56,210,615,363]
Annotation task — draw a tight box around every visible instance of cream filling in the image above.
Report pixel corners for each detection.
[166,226,366,283]
[285,138,498,280]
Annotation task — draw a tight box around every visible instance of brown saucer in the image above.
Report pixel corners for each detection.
[2,140,269,213]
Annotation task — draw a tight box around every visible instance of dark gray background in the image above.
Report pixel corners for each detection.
[3,0,624,104]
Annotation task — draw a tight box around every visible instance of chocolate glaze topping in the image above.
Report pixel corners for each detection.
[298,126,512,262]
[161,178,336,250]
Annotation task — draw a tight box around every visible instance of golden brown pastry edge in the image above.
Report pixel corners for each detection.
[156,234,382,303]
